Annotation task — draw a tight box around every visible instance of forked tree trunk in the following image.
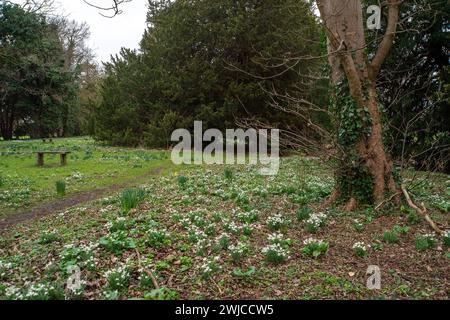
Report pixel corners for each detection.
[317,0,401,209]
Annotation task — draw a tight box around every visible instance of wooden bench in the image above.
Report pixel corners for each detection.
[36,151,71,167]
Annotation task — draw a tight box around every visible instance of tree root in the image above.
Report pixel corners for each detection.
[344,197,357,212]
[135,248,160,290]
[401,184,443,235]
[320,189,340,210]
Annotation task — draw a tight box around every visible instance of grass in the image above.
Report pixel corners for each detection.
[0,145,448,300]
[56,181,66,197]
[0,137,174,218]
[120,188,146,213]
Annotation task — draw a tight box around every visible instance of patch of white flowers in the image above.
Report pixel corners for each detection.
[229,242,248,260]
[267,214,289,230]
[199,256,221,279]
[226,221,242,234]
[0,260,13,278]
[303,237,327,246]
[353,241,371,257]
[353,242,371,251]
[305,213,327,232]
[423,233,437,241]
[262,243,290,260]
[268,232,291,247]
[104,264,131,290]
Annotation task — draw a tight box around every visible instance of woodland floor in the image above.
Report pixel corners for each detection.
[0,141,449,300]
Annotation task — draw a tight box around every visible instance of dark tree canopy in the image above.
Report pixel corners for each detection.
[93,0,326,148]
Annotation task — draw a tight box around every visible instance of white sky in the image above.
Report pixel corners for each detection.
[12,0,149,63]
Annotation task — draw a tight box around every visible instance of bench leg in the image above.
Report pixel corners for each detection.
[60,154,67,166]
[37,153,44,166]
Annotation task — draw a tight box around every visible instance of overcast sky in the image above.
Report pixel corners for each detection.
[12,0,149,63]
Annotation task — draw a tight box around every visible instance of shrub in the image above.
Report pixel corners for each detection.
[296,207,312,221]
[55,181,66,197]
[353,242,370,257]
[302,238,329,258]
[120,188,145,213]
[415,234,438,251]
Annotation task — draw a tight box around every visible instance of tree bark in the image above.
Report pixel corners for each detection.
[317,0,402,207]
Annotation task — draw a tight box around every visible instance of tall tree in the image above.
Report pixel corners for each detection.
[317,0,402,209]
[0,2,77,139]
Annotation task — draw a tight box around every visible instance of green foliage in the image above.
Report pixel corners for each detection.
[383,230,399,244]
[331,80,375,204]
[392,225,410,235]
[120,188,146,213]
[224,168,233,181]
[232,267,256,279]
[177,176,188,190]
[443,232,450,247]
[93,0,325,148]
[104,265,131,292]
[296,207,312,222]
[415,234,438,251]
[0,3,80,140]
[55,181,66,197]
[144,287,179,300]
[39,233,59,245]
[368,0,450,173]
[99,231,136,255]
[302,239,329,258]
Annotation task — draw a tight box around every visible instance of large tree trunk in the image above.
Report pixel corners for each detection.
[317,0,401,208]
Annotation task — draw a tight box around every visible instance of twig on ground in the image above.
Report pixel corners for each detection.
[401,184,443,235]
[135,248,160,290]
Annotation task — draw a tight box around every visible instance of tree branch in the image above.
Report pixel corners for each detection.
[369,0,403,81]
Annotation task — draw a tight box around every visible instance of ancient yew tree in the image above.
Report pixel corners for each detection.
[317,0,402,209]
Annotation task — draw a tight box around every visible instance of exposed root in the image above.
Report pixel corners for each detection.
[135,248,160,290]
[401,184,443,235]
[320,189,340,210]
[343,197,357,212]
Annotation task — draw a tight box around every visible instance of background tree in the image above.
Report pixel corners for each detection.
[0,2,78,139]
[93,0,325,148]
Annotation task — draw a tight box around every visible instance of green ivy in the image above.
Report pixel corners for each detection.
[331,79,374,204]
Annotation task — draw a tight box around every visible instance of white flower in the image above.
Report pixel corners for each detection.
[353,242,371,251]
[303,237,326,246]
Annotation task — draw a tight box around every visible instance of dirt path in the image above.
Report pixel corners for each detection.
[0,167,165,231]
